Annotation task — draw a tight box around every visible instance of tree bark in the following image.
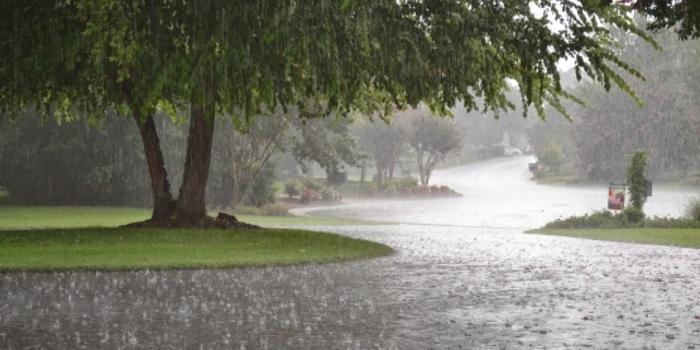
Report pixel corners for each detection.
[417,150,428,186]
[375,163,384,189]
[134,112,174,224]
[175,98,215,225]
[231,152,243,208]
[360,160,366,183]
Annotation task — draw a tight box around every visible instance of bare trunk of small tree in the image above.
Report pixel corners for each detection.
[417,151,440,186]
[134,112,174,224]
[421,173,430,186]
[360,160,366,183]
[416,149,427,186]
[375,163,384,189]
[230,147,243,209]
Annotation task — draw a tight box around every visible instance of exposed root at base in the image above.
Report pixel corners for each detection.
[122,212,260,230]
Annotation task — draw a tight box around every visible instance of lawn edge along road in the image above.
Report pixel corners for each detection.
[0,227,394,273]
[528,227,700,249]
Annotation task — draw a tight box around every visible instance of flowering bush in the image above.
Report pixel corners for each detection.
[300,189,320,203]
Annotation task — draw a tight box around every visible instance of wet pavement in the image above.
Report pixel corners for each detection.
[2,156,700,349]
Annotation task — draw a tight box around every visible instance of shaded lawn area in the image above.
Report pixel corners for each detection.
[0,227,393,272]
[0,206,378,230]
[529,228,700,249]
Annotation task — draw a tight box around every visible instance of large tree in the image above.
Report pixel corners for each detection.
[1,0,652,227]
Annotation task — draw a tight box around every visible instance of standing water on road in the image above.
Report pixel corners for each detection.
[2,156,700,349]
[304,156,696,229]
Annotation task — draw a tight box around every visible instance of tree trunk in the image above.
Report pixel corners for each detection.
[375,164,384,189]
[419,168,429,186]
[417,151,428,186]
[231,157,243,209]
[134,112,174,224]
[360,160,366,183]
[175,98,215,225]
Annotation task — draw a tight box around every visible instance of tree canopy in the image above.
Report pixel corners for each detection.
[2,1,653,118]
[628,0,700,39]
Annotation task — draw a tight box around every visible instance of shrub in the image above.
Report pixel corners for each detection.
[336,178,460,198]
[284,181,300,199]
[241,162,278,207]
[383,182,400,196]
[543,209,700,229]
[623,206,645,223]
[259,203,290,216]
[360,182,378,196]
[538,142,566,174]
[336,181,379,197]
[685,197,700,221]
[544,210,628,229]
[626,151,648,211]
[395,176,418,187]
[300,189,320,203]
[234,204,290,217]
[0,188,9,205]
[301,178,324,192]
[643,215,700,229]
[320,188,337,201]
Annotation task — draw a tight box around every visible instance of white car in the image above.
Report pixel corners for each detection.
[504,146,523,156]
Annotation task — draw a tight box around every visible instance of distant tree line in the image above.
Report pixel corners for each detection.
[528,22,700,182]
[0,110,151,206]
[0,108,355,207]
[0,106,466,207]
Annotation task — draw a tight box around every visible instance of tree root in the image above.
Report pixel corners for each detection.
[122,212,260,230]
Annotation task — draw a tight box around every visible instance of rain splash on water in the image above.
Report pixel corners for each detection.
[2,156,700,349]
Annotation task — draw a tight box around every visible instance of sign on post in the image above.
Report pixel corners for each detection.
[608,184,626,210]
[645,180,653,197]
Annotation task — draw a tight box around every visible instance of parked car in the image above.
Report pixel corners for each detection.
[504,146,523,156]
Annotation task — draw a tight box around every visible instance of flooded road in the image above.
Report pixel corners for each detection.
[2,156,700,349]
[307,156,695,229]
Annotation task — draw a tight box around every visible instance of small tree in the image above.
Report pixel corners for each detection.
[355,120,406,189]
[626,150,648,211]
[291,116,359,182]
[228,111,288,208]
[400,109,463,186]
[241,162,278,207]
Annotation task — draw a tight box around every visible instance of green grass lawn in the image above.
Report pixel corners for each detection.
[0,206,151,229]
[529,228,700,249]
[0,206,377,230]
[531,173,578,185]
[0,206,392,272]
[0,227,393,272]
